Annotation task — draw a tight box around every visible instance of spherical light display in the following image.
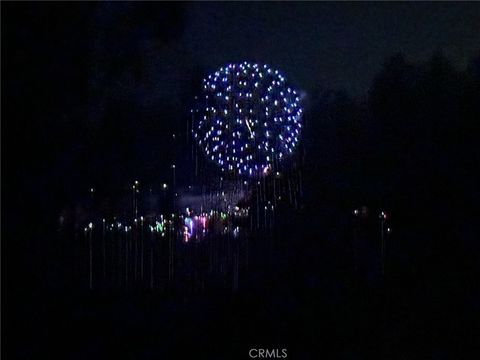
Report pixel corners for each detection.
[192,62,303,177]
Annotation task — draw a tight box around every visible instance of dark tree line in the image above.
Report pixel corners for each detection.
[301,52,480,310]
[306,51,479,222]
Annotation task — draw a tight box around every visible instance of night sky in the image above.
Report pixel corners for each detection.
[87,2,480,104]
[4,2,479,194]
[3,2,480,359]
[182,2,479,95]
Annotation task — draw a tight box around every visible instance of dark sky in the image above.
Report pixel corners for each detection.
[3,1,479,195]
[86,2,480,108]
[182,2,479,96]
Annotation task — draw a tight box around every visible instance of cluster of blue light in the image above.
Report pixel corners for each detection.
[192,62,303,177]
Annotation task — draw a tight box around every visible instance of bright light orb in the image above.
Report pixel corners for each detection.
[193,62,303,177]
